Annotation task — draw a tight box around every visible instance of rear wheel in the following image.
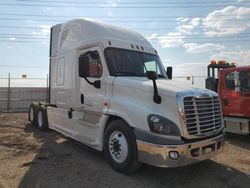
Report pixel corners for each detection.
[37,107,49,131]
[104,119,141,173]
[28,103,38,126]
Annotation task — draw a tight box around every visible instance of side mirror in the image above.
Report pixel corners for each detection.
[166,67,172,80]
[147,71,158,80]
[79,55,89,78]
[147,71,161,104]
[79,52,101,89]
[234,71,240,92]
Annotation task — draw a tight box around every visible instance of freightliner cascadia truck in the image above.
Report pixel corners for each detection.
[28,18,224,173]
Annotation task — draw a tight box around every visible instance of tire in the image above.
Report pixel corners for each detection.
[28,103,39,126]
[37,106,49,131]
[104,119,141,174]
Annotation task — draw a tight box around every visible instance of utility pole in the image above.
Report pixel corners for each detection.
[7,73,10,112]
[46,74,49,103]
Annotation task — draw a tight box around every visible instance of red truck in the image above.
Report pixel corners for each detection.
[206,60,250,134]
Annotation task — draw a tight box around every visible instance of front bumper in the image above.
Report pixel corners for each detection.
[136,133,224,167]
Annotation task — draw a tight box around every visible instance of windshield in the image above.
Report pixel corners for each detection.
[104,48,167,78]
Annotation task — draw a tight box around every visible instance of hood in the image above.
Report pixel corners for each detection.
[114,77,214,98]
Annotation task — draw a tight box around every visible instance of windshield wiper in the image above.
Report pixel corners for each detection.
[114,71,145,76]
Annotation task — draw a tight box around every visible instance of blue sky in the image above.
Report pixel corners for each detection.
[0,0,250,86]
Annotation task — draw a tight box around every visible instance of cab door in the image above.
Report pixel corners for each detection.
[79,47,106,112]
[238,69,250,117]
[73,46,107,148]
[220,69,250,117]
[220,70,240,116]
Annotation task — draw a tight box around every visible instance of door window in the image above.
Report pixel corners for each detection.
[239,70,250,93]
[83,51,102,78]
[225,72,235,90]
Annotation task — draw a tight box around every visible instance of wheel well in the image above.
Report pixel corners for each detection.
[105,115,133,132]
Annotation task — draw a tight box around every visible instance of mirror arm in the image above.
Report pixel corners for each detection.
[83,77,101,89]
[83,77,93,85]
[152,80,161,104]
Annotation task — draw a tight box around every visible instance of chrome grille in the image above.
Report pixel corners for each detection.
[183,96,222,135]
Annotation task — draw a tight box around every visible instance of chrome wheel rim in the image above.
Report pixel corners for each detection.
[109,131,128,163]
[38,111,43,128]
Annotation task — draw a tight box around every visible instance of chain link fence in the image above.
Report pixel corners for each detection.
[0,74,49,112]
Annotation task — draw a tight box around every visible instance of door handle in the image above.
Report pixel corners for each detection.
[223,98,228,106]
[68,108,73,119]
[81,94,84,104]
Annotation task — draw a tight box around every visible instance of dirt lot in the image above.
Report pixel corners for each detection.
[0,113,250,188]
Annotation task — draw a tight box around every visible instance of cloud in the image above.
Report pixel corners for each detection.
[156,17,200,48]
[177,17,190,23]
[176,17,201,34]
[32,24,50,39]
[30,24,50,45]
[25,19,50,39]
[211,50,250,65]
[158,32,186,48]
[145,33,158,40]
[183,43,225,54]
[152,6,250,50]
[203,6,250,36]
[9,37,16,41]
[40,25,51,34]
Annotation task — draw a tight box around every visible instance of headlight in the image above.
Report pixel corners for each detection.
[147,114,181,136]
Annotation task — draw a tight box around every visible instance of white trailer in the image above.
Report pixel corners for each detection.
[29,18,224,173]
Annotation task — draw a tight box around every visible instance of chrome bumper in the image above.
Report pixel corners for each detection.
[137,134,224,167]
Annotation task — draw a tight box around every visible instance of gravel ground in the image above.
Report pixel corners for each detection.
[0,113,250,188]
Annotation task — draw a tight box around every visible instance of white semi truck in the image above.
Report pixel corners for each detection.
[29,18,224,173]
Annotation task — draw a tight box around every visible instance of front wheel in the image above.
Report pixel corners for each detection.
[104,119,141,173]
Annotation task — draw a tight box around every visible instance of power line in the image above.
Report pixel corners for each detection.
[0,33,49,37]
[0,64,48,68]
[0,25,50,29]
[1,38,250,44]
[2,32,250,38]
[1,17,250,22]
[153,35,250,40]
[1,34,250,40]
[0,40,42,43]
[0,36,49,39]
[0,25,249,32]
[1,32,250,37]
[1,3,249,8]
[150,39,250,44]
[1,13,250,19]
[14,0,250,5]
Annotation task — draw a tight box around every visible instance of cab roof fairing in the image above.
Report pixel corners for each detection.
[55,18,155,54]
